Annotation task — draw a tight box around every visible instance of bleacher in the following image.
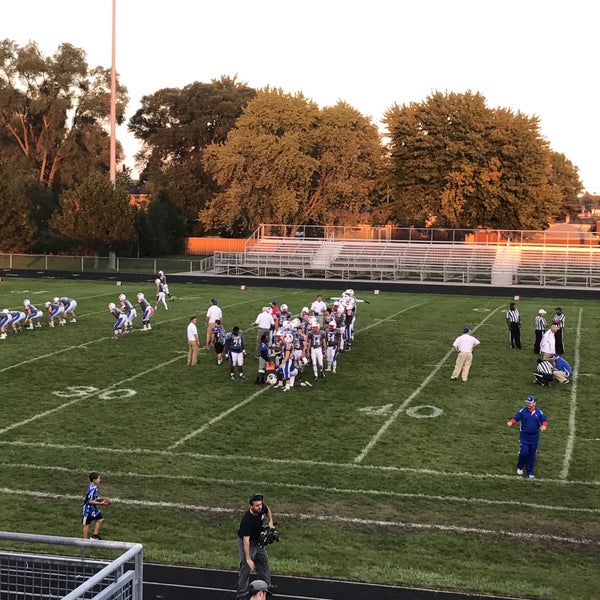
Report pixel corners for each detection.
[212,230,600,287]
[516,246,600,287]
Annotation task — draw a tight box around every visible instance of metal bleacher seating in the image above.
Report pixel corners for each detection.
[212,225,600,287]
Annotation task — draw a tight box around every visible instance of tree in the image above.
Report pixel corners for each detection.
[128,76,256,234]
[49,173,135,254]
[0,39,128,191]
[0,161,40,252]
[383,91,581,230]
[201,89,385,235]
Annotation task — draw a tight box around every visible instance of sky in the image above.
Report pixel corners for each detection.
[3,0,598,193]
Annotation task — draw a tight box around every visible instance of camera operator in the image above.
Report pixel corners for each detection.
[236,494,274,599]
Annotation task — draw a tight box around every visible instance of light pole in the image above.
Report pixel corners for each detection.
[110,0,117,187]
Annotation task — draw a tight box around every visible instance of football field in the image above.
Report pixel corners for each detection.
[0,277,598,599]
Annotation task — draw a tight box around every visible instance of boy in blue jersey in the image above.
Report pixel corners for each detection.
[507,396,548,479]
[82,471,107,539]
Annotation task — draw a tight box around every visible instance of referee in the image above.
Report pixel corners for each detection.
[533,309,547,354]
[506,302,522,349]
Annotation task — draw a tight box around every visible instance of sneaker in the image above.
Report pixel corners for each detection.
[528,474,535,479]
[274,381,283,388]
[283,387,290,392]
[90,534,101,540]
[239,374,246,379]
[516,468,524,476]
[320,371,325,378]
[70,319,77,323]
[230,375,235,380]
[325,366,332,372]
[300,382,307,387]
[35,323,42,328]
[303,381,312,387]
[0,333,6,340]
[147,324,152,330]
[49,322,55,328]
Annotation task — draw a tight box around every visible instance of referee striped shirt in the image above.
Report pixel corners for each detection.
[553,312,565,329]
[506,308,520,324]
[537,360,554,375]
[534,315,547,331]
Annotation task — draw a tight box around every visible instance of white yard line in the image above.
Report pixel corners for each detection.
[354,306,504,464]
[0,356,184,435]
[167,386,270,450]
[1,462,598,515]
[0,486,596,546]
[560,307,582,480]
[3,439,597,487]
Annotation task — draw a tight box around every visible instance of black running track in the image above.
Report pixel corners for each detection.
[142,564,520,600]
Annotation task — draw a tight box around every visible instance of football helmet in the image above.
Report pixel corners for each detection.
[284,333,294,343]
[23,299,31,306]
[108,302,116,310]
[53,297,59,303]
[266,373,278,385]
[137,292,144,299]
[281,303,288,311]
[119,294,126,301]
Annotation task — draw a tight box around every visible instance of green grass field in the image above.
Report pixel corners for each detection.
[0,277,599,599]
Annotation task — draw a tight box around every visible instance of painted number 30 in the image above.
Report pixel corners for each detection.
[52,386,137,400]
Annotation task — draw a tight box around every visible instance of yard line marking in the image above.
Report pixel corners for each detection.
[0,297,259,373]
[0,356,184,436]
[2,440,598,487]
[2,462,598,515]
[166,301,427,450]
[354,306,504,464]
[167,386,270,449]
[560,307,582,480]
[0,338,109,373]
[0,486,596,546]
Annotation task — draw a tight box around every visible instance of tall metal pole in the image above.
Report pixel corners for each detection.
[110,0,117,186]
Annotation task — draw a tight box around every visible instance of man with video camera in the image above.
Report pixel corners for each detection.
[236,493,277,599]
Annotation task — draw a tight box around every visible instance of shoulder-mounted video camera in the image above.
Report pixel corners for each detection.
[258,525,280,547]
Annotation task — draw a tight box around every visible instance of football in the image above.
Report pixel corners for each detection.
[100,498,112,506]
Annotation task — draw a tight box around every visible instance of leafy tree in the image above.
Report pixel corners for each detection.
[128,76,256,234]
[548,151,582,220]
[0,161,40,251]
[201,89,385,235]
[383,91,580,230]
[49,173,135,254]
[135,195,187,256]
[0,39,128,191]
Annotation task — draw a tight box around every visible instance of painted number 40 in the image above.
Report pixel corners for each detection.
[52,385,137,400]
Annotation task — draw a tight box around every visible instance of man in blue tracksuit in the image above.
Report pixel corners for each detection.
[507,396,548,479]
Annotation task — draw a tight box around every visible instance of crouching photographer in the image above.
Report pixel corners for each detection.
[236,494,280,600]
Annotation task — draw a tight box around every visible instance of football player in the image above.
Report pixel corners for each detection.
[23,299,44,329]
[136,293,154,330]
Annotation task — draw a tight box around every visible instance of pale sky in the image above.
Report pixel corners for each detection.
[3,0,598,193]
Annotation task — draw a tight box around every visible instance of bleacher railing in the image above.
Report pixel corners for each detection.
[0,531,143,600]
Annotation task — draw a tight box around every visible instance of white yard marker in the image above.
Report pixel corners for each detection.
[0,356,184,435]
[0,486,596,546]
[560,307,582,480]
[354,306,504,464]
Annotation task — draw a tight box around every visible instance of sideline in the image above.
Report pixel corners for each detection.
[560,307,582,479]
[354,306,504,463]
[1,439,597,487]
[0,486,596,547]
[1,462,598,516]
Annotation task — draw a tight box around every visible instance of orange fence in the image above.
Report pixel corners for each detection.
[186,237,246,254]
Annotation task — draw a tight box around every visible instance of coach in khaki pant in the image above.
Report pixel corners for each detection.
[187,316,200,366]
[450,326,480,382]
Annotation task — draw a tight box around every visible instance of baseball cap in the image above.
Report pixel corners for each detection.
[248,580,272,596]
[463,327,471,333]
[249,493,264,503]
[526,396,537,404]
[211,298,218,305]
[538,309,546,314]
[555,306,562,311]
